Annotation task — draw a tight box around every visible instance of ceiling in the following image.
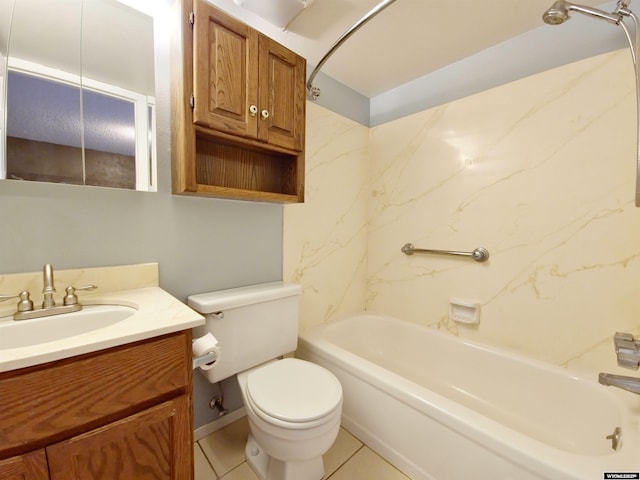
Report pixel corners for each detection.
[247,0,612,98]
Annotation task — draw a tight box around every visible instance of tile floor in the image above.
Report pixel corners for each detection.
[194,416,412,480]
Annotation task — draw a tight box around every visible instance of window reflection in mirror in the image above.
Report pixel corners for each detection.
[1,0,156,192]
[7,70,83,184]
[83,89,136,189]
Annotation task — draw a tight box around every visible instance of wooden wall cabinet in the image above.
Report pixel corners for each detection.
[0,332,193,480]
[172,0,306,203]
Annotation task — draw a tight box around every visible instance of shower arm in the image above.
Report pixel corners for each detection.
[566,3,624,23]
[306,0,398,100]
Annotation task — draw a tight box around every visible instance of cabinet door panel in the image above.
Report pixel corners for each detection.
[47,397,192,480]
[0,450,49,480]
[193,0,258,138]
[0,332,189,457]
[258,35,305,151]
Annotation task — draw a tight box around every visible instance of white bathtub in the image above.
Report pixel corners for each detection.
[297,313,640,480]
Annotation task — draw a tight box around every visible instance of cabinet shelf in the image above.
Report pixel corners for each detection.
[193,129,302,203]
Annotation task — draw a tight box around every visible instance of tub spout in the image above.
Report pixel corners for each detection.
[599,372,640,395]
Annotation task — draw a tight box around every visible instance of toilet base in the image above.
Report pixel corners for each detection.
[245,433,324,480]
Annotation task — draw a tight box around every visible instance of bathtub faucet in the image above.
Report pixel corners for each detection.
[598,372,640,395]
[598,332,640,396]
[613,332,640,369]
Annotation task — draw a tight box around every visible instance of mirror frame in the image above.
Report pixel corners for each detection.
[0,0,157,192]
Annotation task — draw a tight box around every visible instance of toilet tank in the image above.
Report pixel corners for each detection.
[188,282,302,383]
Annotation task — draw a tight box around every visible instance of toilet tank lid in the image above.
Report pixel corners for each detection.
[187,282,301,314]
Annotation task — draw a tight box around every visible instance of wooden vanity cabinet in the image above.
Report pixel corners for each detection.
[0,331,194,480]
[172,0,306,203]
[0,450,49,480]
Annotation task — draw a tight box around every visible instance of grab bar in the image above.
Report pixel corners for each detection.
[401,243,490,262]
[306,0,398,100]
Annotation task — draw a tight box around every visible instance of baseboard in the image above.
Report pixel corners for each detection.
[193,407,247,442]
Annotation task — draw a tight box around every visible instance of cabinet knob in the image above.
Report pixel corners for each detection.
[260,109,269,120]
[249,105,258,117]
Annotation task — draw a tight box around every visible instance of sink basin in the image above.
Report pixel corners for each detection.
[0,304,137,349]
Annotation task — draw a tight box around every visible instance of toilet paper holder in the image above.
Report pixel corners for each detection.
[193,351,218,370]
[192,332,220,370]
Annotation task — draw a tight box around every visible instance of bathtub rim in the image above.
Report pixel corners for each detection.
[297,311,640,480]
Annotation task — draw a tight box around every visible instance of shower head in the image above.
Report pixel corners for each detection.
[542,0,623,25]
[543,0,569,24]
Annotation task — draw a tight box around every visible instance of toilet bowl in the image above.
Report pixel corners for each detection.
[237,358,343,480]
[187,282,343,480]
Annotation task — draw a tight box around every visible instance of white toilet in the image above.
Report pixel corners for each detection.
[188,282,343,480]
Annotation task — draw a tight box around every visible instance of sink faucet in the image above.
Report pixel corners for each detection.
[599,332,640,395]
[0,264,97,321]
[42,263,56,308]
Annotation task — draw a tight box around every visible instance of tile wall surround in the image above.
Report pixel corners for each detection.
[283,102,369,332]
[368,48,640,368]
[286,48,640,373]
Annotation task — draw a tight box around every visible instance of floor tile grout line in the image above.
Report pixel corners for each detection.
[219,462,251,480]
[324,443,365,479]
[195,441,219,479]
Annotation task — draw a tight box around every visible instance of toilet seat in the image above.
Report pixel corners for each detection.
[246,358,342,428]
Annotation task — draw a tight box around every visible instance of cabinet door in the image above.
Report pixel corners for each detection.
[193,0,258,139]
[46,396,192,480]
[0,450,49,480]
[257,35,306,151]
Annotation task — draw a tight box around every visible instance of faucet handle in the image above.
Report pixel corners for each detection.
[63,285,97,306]
[614,332,638,349]
[617,352,640,370]
[0,291,34,312]
[614,332,640,370]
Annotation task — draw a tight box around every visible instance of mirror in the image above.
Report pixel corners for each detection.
[0,0,156,191]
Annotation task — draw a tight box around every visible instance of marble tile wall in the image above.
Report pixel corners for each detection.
[368,49,640,367]
[286,49,640,370]
[283,102,369,332]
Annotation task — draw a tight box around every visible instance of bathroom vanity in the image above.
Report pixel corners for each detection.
[0,263,204,480]
[0,333,192,479]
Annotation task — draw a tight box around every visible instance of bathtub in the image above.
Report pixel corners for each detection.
[297,313,640,480]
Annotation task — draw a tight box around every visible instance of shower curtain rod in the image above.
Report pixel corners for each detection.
[306,0,398,100]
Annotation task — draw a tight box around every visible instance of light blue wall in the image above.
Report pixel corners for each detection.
[0,9,283,428]
[306,66,370,126]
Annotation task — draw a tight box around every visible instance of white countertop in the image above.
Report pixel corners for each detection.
[0,286,204,372]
